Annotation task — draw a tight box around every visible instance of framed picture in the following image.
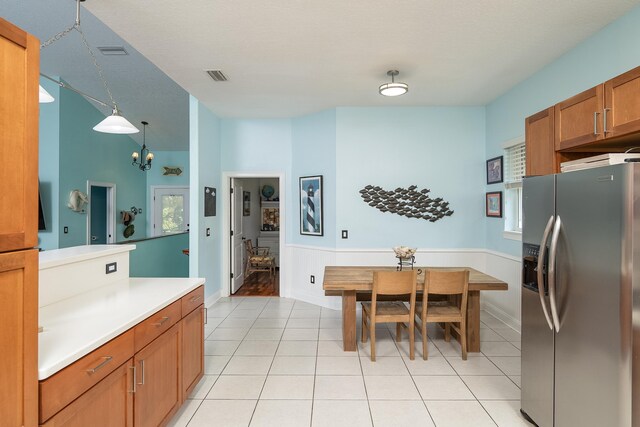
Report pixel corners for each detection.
[486,191,502,218]
[204,187,216,217]
[299,175,323,236]
[486,156,503,184]
[243,191,250,216]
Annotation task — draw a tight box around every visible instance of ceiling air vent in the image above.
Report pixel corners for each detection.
[206,70,228,82]
[97,46,129,56]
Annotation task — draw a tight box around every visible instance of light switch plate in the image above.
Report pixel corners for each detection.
[341,230,348,239]
[310,275,315,284]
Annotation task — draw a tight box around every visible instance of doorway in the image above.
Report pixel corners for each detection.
[229,176,281,296]
[86,181,116,245]
[151,186,190,236]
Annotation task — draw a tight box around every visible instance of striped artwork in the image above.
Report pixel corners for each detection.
[299,175,323,236]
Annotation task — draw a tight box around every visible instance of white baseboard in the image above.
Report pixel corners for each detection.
[481,300,521,332]
[205,289,222,308]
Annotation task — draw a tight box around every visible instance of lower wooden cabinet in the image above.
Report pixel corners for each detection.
[134,324,181,427]
[41,361,134,427]
[182,305,205,399]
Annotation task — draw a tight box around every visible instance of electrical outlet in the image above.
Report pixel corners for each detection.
[341,230,348,239]
[206,228,211,237]
[310,275,315,284]
[105,262,117,274]
[64,226,69,234]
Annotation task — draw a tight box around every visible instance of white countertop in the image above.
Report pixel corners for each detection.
[38,277,204,380]
[39,244,136,270]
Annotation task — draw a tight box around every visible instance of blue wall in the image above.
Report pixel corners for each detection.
[38,78,60,250]
[485,5,640,255]
[58,88,147,248]
[291,109,337,247]
[129,233,189,277]
[190,96,222,299]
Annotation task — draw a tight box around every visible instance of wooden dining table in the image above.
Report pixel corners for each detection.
[323,266,508,352]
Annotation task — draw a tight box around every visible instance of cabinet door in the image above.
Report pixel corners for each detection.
[134,323,181,427]
[604,65,640,138]
[0,249,37,427]
[0,18,39,252]
[555,85,604,151]
[525,107,556,176]
[41,361,134,427]
[182,305,204,400]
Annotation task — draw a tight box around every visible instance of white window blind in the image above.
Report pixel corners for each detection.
[505,143,526,189]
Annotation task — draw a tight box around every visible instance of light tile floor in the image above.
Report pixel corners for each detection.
[169,297,529,427]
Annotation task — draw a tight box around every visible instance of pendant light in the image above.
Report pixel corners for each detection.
[379,70,409,97]
[39,0,138,134]
[39,85,55,103]
[132,121,154,171]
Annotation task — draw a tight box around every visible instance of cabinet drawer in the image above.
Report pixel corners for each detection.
[181,286,204,316]
[39,329,134,424]
[134,300,181,352]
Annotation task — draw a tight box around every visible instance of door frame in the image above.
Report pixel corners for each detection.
[149,185,190,237]
[85,181,116,245]
[221,171,286,298]
[230,178,245,294]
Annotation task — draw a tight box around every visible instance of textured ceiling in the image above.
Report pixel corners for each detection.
[4,0,640,151]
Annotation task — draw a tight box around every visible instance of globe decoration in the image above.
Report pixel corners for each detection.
[261,185,275,199]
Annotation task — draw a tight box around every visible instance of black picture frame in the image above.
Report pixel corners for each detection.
[204,187,216,217]
[486,191,502,218]
[299,175,323,236]
[486,156,503,184]
[243,191,250,216]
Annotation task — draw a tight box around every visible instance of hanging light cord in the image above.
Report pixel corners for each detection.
[40,0,117,109]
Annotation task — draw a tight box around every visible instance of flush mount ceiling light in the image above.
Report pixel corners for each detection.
[39,0,138,134]
[131,121,154,171]
[379,70,408,97]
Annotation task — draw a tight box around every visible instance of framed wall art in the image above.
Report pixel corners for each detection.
[299,175,323,236]
[486,191,502,218]
[486,156,503,184]
[243,191,250,216]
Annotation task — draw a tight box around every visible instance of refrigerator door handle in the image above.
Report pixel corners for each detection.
[548,215,562,332]
[537,215,555,330]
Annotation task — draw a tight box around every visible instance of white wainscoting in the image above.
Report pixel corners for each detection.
[284,245,522,332]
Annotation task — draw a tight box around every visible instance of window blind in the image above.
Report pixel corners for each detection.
[505,143,526,189]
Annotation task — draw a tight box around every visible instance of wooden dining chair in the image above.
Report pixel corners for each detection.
[361,270,418,361]
[244,240,275,278]
[415,269,470,360]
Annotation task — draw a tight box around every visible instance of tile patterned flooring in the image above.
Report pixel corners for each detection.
[169,297,529,427]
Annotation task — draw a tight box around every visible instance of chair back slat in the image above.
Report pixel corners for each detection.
[424,270,469,296]
[373,270,418,296]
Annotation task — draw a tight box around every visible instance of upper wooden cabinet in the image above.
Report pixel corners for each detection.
[526,107,556,176]
[604,66,640,138]
[554,85,604,151]
[0,17,39,253]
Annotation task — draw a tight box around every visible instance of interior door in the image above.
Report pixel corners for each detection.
[153,187,189,236]
[231,179,245,294]
[90,186,107,244]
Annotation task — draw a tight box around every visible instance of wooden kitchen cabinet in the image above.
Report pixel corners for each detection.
[554,85,604,151]
[604,66,640,138]
[0,250,38,427]
[134,323,181,427]
[181,305,205,400]
[0,17,39,254]
[526,107,557,176]
[40,361,134,427]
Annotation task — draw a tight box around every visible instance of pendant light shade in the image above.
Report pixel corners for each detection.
[379,70,408,97]
[93,108,139,134]
[39,85,55,103]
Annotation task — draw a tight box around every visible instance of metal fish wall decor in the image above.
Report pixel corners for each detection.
[359,185,454,222]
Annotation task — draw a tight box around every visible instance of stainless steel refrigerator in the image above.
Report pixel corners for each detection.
[521,162,639,427]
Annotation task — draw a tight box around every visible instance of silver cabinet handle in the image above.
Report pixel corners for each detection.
[137,360,145,385]
[190,295,202,303]
[86,356,113,375]
[593,111,599,135]
[603,108,610,134]
[129,365,136,393]
[204,307,208,324]
[536,215,555,330]
[152,316,170,327]
[548,215,562,332]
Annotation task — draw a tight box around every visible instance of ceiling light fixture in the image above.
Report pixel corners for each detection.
[379,70,408,97]
[132,121,154,171]
[39,0,138,134]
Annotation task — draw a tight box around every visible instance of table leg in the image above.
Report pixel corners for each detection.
[341,290,357,351]
[466,290,481,352]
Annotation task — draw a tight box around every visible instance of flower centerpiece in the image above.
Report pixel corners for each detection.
[393,246,417,270]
